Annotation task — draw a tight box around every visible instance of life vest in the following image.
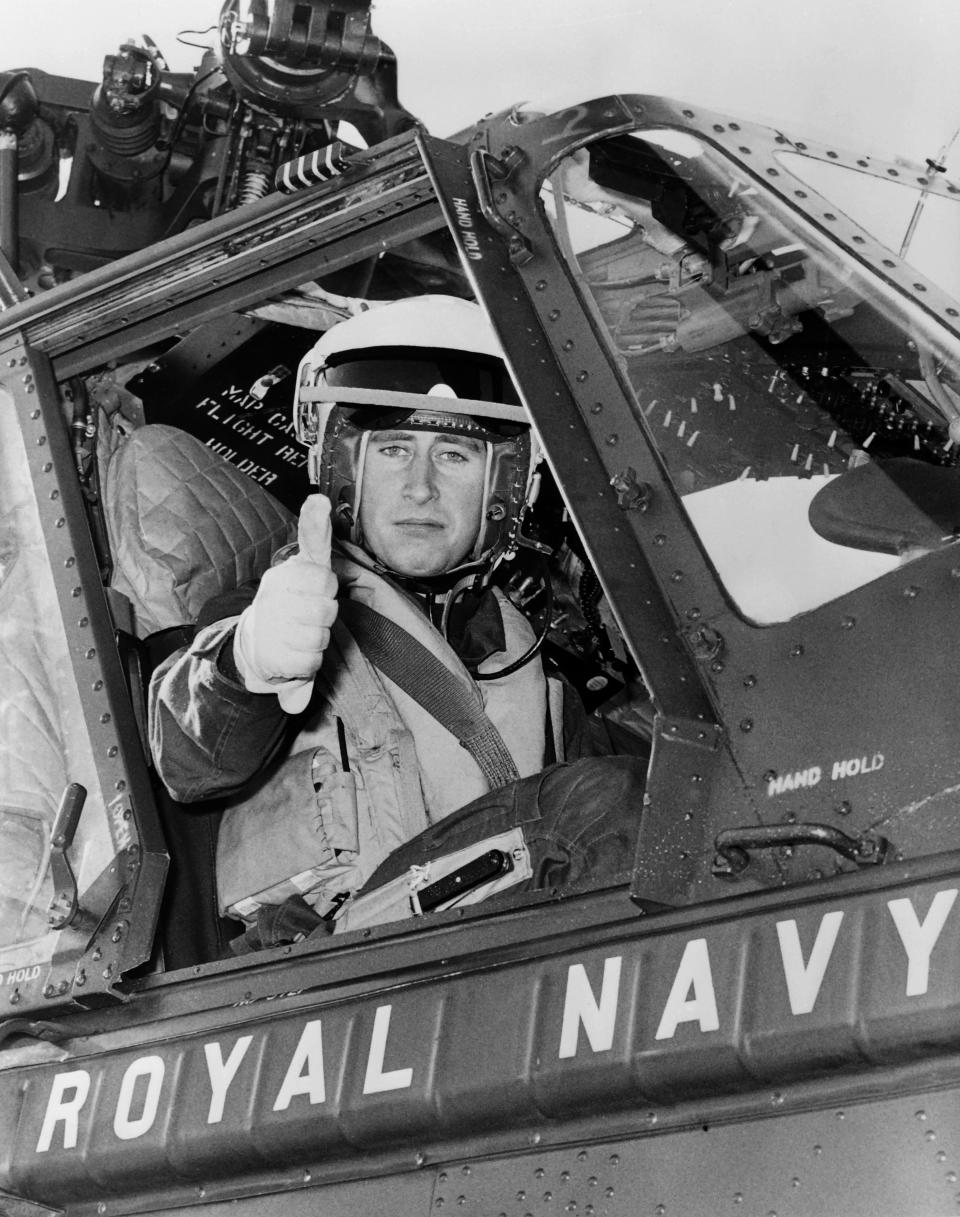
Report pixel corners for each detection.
[216,555,561,923]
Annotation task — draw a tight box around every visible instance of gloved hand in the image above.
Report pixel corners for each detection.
[232,494,338,713]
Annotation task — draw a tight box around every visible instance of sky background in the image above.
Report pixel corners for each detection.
[3,0,959,292]
[3,0,960,159]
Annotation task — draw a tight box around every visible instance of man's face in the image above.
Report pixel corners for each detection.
[358,429,486,577]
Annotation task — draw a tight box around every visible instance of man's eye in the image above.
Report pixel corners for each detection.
[376,444,408,457]
[436,448,471,463]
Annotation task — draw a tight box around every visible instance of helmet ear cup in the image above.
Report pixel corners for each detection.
[315,411,365,545]
[475,430,537,568]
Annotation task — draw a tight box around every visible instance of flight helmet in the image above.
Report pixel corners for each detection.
[294,295,541,581]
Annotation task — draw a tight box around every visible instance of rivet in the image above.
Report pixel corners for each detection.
[740,718,754,732]
[743,674,757,687]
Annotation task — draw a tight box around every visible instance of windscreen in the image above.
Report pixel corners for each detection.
[0,389,129,988]
[776,152,960,301]
[545,130,960,623]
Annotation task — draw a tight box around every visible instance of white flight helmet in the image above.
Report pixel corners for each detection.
[294,295,541,583]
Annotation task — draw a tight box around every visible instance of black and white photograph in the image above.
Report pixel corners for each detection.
[1,2,959,1214]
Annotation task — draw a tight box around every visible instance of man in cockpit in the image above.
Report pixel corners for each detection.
[149,295,644,951]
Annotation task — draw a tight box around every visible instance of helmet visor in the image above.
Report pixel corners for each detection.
[301,347,529,438]
[325,346,521,404]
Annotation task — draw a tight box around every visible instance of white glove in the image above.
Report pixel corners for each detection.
[233,494,338,713]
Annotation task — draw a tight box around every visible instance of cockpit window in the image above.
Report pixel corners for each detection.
[775,153,960,301]
[544,129,960,623]
[0,388,138,983]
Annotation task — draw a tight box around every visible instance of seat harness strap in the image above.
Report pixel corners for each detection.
[337,599,520,790]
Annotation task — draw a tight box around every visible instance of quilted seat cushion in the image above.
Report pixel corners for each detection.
[104,425,296,637]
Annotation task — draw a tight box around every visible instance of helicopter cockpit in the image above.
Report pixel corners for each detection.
[0,43,958,1018]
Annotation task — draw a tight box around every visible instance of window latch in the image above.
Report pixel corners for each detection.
[47,783,86,930]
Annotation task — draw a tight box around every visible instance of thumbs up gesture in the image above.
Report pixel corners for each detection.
[232,495,338,713]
